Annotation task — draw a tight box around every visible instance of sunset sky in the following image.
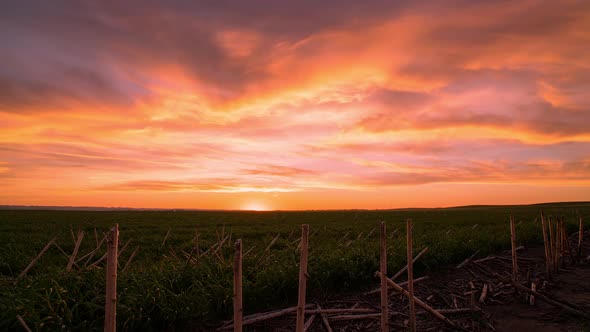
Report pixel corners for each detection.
[1,1,589,210]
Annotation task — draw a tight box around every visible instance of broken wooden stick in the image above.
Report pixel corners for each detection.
[66,231,85,272]
[457,250,480,269]
[161,228,171,247]
[104,225,119,332]
[406,219,416,332]
[15,237,57,284]
[379,222,388,332]
[376,272,457,329]
[296,224,309,332]
[391,247,429,281]
[16,315,32,332]
[121,245,139,273]
[317,304,333,332]
[506,278,590,319]
[233,240,243,332]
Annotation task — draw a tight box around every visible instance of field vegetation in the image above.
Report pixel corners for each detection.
[1,202,589,331]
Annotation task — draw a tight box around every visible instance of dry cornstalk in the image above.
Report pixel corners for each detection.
[376,272,458,329]
[94,228,99,247]
[473,256,496,264]
[16,315,32,332]
[330,313,381,320]
[117,239,132,259]
[391,247,429,281]
[161,228,171,247]
[379,222,388,332]
[15,237,57,284]
[306,308,376,314]
[418,308,481,315]
[296,225,309,332]
[67,231,85,272]
[506,278,590,319]
[457,250,480,269]
[219,305,314,330]
[316,304,333,332]
[121,246,139,273]
[257,233,280,265]
[365,276,430,295]
[479,284,488,303]
[104,225,119,332]
[303,313,316,332]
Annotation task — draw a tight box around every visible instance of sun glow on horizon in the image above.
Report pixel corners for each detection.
[240,202,271,211]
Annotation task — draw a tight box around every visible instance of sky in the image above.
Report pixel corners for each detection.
[1,0,589,210]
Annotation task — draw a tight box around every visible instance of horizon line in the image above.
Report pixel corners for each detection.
[1,200,589,212]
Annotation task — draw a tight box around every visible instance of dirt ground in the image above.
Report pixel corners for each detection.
[485,254,590,332]
[216,231,590,331]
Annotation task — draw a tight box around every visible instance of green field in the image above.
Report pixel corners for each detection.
[1,202,589,331]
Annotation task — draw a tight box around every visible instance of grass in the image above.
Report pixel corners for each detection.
[1,202,589,331]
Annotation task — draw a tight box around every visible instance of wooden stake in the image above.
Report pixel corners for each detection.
[407,219,416,332]
[379,222,388,332]
[67,231,85,272]
[104,224,119,332]
[479,284,488,304]
[529,282,537,305]
[548,217,556,272]
[15,237,56,284]
[296,224,309,332]
[510,216,518,282]
[541,214,552,280]
[579,217,584,257]
[233,240,243,332]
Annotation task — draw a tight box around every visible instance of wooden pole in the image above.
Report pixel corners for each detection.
[15,237,56,284]
[510,216,518,282]
[407,219,416,332]
[379,222,388,332]
[548,217,556,272]
[296,224,309,332]
[579,217,584,257]
[555,219,562,269]
[233,240,243,332]
[104,224,119,332]
[67,231,85,272]
[541,214,551,280]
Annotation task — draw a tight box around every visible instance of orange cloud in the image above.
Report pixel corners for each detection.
[1,1,589,209]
